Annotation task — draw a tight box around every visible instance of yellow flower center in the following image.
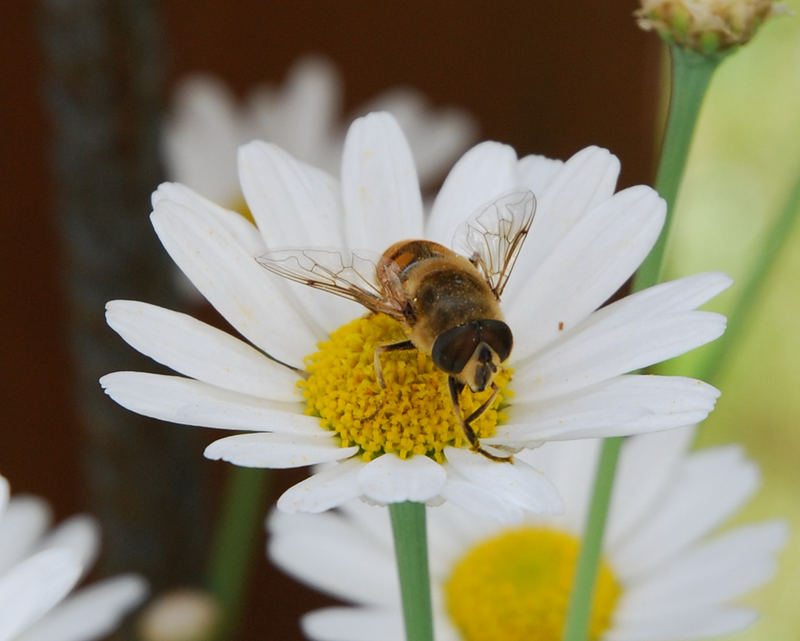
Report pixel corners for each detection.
[445,528,621,641]
[300,314,512,462]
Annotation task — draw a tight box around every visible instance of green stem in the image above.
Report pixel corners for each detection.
[561,436,623,641]
[695,173,800,384]
[633,46,721,290]
[206,468,270,640]
[389,501,434,641]
[563,44,721,641]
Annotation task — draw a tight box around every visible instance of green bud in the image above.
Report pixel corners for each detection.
[635,0,789,53]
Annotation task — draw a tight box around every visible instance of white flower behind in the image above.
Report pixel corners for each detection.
[0,475,146,641]
[268,428,788,641]
[103,112,728,520]
[162,55,477,209]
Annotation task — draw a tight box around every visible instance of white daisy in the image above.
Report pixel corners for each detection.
[101,111,728,519]
[162,55,477,210]
[0,475,146,641]
[268,428,788,641]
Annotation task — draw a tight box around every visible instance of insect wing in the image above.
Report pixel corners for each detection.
[257,248,407,319]
[454,190,536,298]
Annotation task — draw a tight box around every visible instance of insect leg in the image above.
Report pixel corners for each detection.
[448,377,512,463]
[464,381,500,424]
[360,339,415,424]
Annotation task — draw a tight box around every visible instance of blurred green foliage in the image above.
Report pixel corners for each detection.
[656,2,800,638]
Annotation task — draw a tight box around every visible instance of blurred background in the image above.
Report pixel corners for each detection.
[1,1,797,639]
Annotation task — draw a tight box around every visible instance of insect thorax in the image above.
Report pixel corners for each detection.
[405,259,503,353]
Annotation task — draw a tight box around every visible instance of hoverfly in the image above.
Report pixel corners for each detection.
[258,191,535,462]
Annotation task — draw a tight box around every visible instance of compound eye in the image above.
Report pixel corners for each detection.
[431,324,479,375]
[478,320,513,362]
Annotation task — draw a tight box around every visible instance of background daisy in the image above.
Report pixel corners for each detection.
[0,474,146,641]
[103,112,726,520]
[162,55,477,210]
[268,427,787,641]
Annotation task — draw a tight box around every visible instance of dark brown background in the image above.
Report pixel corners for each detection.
[1,2,658,639]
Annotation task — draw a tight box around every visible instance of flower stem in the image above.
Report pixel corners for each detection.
[633,45,721,290]
[562,436,623,641]
[206,468,270,640]
[563,44,721,641]
[389,501,434,641]
[694,171,800,384]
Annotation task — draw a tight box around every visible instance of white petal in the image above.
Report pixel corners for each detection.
[514,302,727,403]
[361,89,477,186]
[100,372,317,434]
[426,142,518,244]
[357,454,447,504]
[277,458,363,513]
[302,607,405,641]
[238,141,344,247]
[432,615,463,641]
[426,503,496,575]
[204,432,356,469]
[0,548,82,641]
[515,440,600,535]
[341,112,424,251]
[15,575,147,641]
[153,182,265,257]
[161,77,241,204]
[334,500,395,553]
[106,300,299,402]
[513,154,563,195]
[610,446,759,580]
[150,188,319,367]
[0,497,51,575]
[579,271,732,329]
[237,141,362,333]
[268,512,398,607]
[512,273,732,402]
[442,448,563,521]
[508,185,665,358]
[250,56,340,165]
[617,521,787,620]
[607,605,758,641]
[35,516,99,579]
[493,376,719,442]
[504,146,621,304]
[606,426,696,546]
[425,503,505,579]
[439,479,524,523]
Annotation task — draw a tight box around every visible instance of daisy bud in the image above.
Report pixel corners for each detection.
[635,0,789,52]
[138,589,221,641]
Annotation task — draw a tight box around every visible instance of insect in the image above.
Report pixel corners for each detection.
[258,191,536,462]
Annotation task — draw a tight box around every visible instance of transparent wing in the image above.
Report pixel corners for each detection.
[453,190,536,298]
[257,247,408,320]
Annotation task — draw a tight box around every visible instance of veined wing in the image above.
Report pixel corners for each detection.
[257,247,408,320]
[454,190,536,298]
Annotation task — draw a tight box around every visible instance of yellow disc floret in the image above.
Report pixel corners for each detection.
[445,527,621,641]
[300,314,512,462]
